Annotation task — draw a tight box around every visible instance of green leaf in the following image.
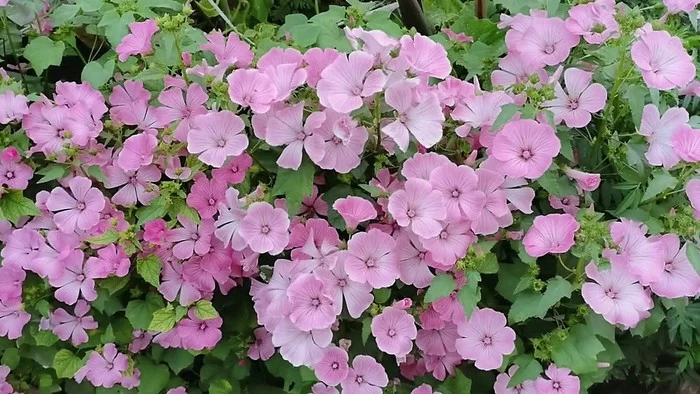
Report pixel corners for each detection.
[558,131,575,162]
[625,85,647,127]
[86,165,108,184]
[458,271,481,318]
[0,190,41,224]
[490,103,519,132]
[289,24,321,48]
[551,324,605,374]
[209,379,234,394]
[508,355,542,388]
[135,357,170,394]
[641,170,677,202]
[51,4,80,26]
[87,229,120,245]
[272,160,315,216]
[136,196,170,224]
[53,350,84,379]
[126,293,164,330]
[164,349,195,374]
[1,348,19,369]
[76,0,104,12]
[36,164,69,183]
[194,300,220,320]
[373,288,391,304]
[438,368,472,394]
[509,277,573,323]
[686,243,700,275]
[361,317,372,345]
[540,277,574,314]
[631,302,665,337]
[137,254,162,287]
[425,274,456,303]
[81,60,115,88]
[148,306,177,332]
[24,36,65,76]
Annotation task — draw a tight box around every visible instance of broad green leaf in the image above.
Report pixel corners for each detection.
[272,160,315,216]
[625,85,647,127]
[24,36,65,76]
[148,307,177,332]
[373,288,391,304]
[289,24,321,47]
[540,277,574,314]
[209,379,234,394]
[136,196,170,224]
[508,355,542,388]
[135,357,170,394]
[137,254,162,287]
[509,277,573,323]
[631,302,665,337]
[76,0,104,12]
[86,165,108,184]
[125,293,164,329]
[458,271,481,318]
[165,349,195,374]
[558,130,575,162]
[490,103,519,132]
[438,368,472,394]
[249,0,272,23]
[361,317,372,345]
[1,348,19,369]
[278,14,308,36]
[0,190,41,224]
[551,324,605,374]
[87,229,120,245]
[53,350,84,379]
[641,170,677,202]
[81,60,115,88]
[425,274,456,303]
[686,243,700,275]
[496,261,530,302]
[36,164,69,183]
[51,4,80,26]
[195,300,220,320]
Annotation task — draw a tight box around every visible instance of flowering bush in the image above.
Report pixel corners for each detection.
[0,0,699,393]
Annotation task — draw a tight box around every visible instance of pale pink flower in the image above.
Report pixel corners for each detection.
[388,178,446,238]
[492,119,560,180]
[212,153,252,185]
[516,17,580,66]
[451,91,513,139]
[265,103,325,170]
[494,365,537,394]
[543,68,607,128]
[442,28,473,43]
[156,83,208,142]
[298,185,329,217]
[50,300,97,346]
[490,52,547,93]
[312,383,339,394]
[565,3,619,44]
[103,164,160,206]
[341,355,389,394]
[424,352,461,381]
[201,31,253,68]
[563,168,601,191]
[397,34,451,79]
[49,250,105,305]
[523,214,580,257]
[631,30,695,91]
[535,365,580,394]
[672,126,700,163]
[310,109,368,173]
[214,188,247,250]
[166,388,187,394]
[648,234,700,299]
[178,309,222,350]
[46,176,105,233]
[304,48,340,88]
[240,202,290,255]
[416,313,459,356]
[128,329,152,353]
[271,318,332,367]
[548,195,580,216]
[0,91,28,124]
[108,80,150,124]
[165,215,215,260]
[607,221,665,285]
[74,344,129,388]
[264,63,308,102]
[344,229,399,288]
[402,152,450,181]
[470,169,511,235]
[0,297,30,339]
[688,179,700,219]
[0,155,33,190]
[429,163,483,221]
[86,244,131,278]
[116,19,158,62]
[314,346,350,386]
[582,261,653,329]
[0,266,24,302]
[227,69,278,113]
[394,234,435,288]
[287,273,336,330]
[159,260,202,306]
[437,77,476,107]
[664,0,700,14]
[117,132,158,171]
[258,47,304,70]
[639,104,689,168]
[371,306,417,357]
[315,260,374,318]
[345,28,398,66]
[187,110,248,168]
[382,81,444,151]
[455,308,515,371]
[333,196,377,230]
[317,51,386,114]
[187,173,227,219]
[248,327,274,361]
[144,219,168,245]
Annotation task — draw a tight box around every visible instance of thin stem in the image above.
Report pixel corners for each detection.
[2,10,27,92]
[67,42,87,64]
[205,0,254,45]
[314,0,320,14]
[373,98,382,151]
[557,255,576,274]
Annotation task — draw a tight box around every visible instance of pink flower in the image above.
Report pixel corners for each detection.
[317,51,386,114]
[0,297,30,339]
[397,34,451,79]
[0,266,24,301]
[263,63,307,102]
[315,260,374,318]
[177,309,223,350]
[314,346,350,386]
[490,52,547,92]
[129,329,152,353]
[341,355,389,394]
[382,81,444,151]
[455,308,516,370]
[631,30,695,91]
[227,69,278,113]
[442,28,473,43]
[543,68,607,128]
[116,19,158,61]
[664,0,700,14]
[214,188,247,249]
[50,300,97,346]
[46,176,105,233]
[157,83,208,142]
[212,153,252,185]
[159,260,202,306]
[304,48,340,88]
[201,31,253,69]
[522,214,580,257]
[0,91,28,124]
[108,80,150,124]
[672,126,700,163]
[388,178,446,238]
[688,179,700,219]
[271,318,332,367]
[429,163,483,221]
[548,195,580,216]
[117,132,158,171]
[0,155,33,190]
[333,196,376,230]
[582,261,653,329]
[75,343,128,388]
[248,327,274,361]
[535,365,580,394]
[167,388,188,394]
[648,234,700,299]
[287,273,336,330]
[103,164,160,206]
[402,152,450,181]
[313,110,368,173]
[187,110,248,168]
[492,119,561,180]
[312,383,339,394]
[424,352,461,380]
[86,244,131,278]
[394,234,435,288]
[607,221,665,285]
[344,229,399,288]
[258,48,304,71]
[240,202,290,255]
[452,91,514,139]
[563,168,601,191]
[144,219,168,245]
[1,147,19,162]
[639,104,689,168]
[516,17,580,66]
[371,305,417,357]
[49,250,104,305]
[469,169,511,235]
[165,215,215,260]
[565,3,619,44]
[265,103,326,170]
[494,365,537,394]
[187,173,227,219]
[422,220,475,269]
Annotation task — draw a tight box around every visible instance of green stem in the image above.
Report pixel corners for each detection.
[2,10,27,93]
[205,0,254,45]
[314,0,320,14]
[67,42,87,64]
[373,98,382,151]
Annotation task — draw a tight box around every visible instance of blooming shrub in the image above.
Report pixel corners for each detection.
[0,0,699,393]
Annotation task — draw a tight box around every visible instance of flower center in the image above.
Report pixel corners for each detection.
[439,231,448,240]
[351,86,362,95]
[544,44,555,54]
[521,149,533,160]
[208,198,216,205]
[365,258,376,267]
[451,189,460,198]
[200,323,207,331]
[664,262,674,272]
[568,99,579,110]
[605,288,617,299]
[482,335,492,346]
[418,251,426,259]
[77,274,85,281]
[355,376,364,384]
[338,279,347,287]
[191,233,199,240]
[5,171,13,179]
[553,381,561,390]
[406,209,416,218]
[332,136,343,145]
[561,197,569,204]
[388,329,396,337]
[106,363,114,369]
[296,131,306,141]
[261,225,270,234]
[77,202,86,210]
[217,138,226,147]
[311,298,320,307]
[331,361,339,369]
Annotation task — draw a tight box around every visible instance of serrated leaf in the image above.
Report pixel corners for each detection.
[76,0,104,12]
[490,103,519,132]
[126,293,164,329]
[641,170,677,202]
[148,307,177,332]
[509,277,573,323]
[551,324,605,374]
[136,196,170,224]
[87,229,120,245]
[24,36,65,76]
[458,271,481,318]
[194,300,219,320]
[36,164,69,183]
[53,350,84,379]
[0,190,41,224]
[81,60,115,88]
[272,160,315,216]
[425,274,456,303]
[137,254,162,287]
[438,368,472,394]
[508,355,542,388]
